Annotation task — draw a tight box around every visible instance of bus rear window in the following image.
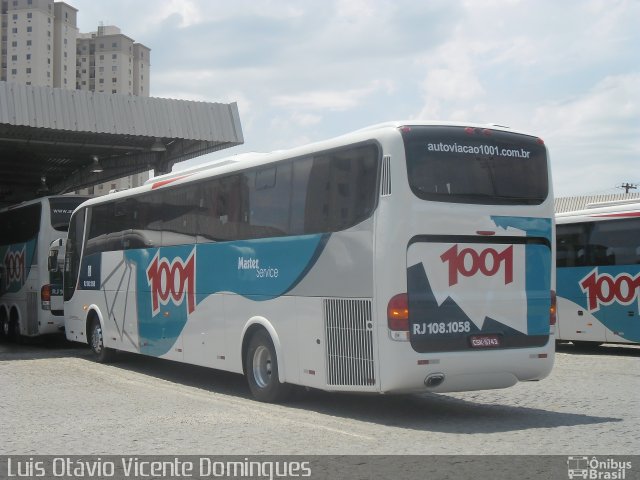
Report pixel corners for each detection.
[402,126,548,205]
[50,197,89,231]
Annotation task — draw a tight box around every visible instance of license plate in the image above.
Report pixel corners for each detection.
[469,334,502,348]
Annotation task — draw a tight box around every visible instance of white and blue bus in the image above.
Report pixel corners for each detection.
[0,195,89,340]
[556,199,640,347]
[61,121,556,401]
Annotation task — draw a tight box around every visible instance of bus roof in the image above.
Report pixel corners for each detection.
[0,194,91,213]
[556,199,640,223]
[77,120,541,209]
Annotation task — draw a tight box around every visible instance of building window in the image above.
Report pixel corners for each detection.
[112,77,117,82]
[27,13,32,19]
[112,89,117,94]
[112,54,117,59]
[11,55,17,61]
[99,78,104,84]
[27,27,32,33]
[26,68,31,74]
[112,42,117,48]
[11,41,17,47]
[112,65,117,71]
[25,54,30,60]
[11,27,17,33]
[26,40,31,46]
[64,38,67,44]
[11,69,17,75]
[12,14,17,20]
[99,55,104,60]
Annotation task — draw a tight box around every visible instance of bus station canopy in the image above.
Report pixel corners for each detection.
[0,81,243,208]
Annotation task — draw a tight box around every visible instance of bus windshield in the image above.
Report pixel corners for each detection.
[50,197,88,231]
[403,126,548,205]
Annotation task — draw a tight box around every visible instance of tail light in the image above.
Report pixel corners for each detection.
[41,284,51,310]
[388,293,409,340]
[550,290,557,326]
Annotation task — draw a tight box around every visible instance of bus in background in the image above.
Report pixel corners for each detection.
[556,199,640,347]
[0,195,89,341]
[61,121,555,402]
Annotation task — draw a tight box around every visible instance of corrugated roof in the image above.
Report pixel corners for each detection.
[0,81,243,206]
[555,193,640,213]
[0,81,242,142]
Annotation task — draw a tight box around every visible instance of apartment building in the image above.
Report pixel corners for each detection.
[1,0,152,192]
[0,0,77,88]
[77,24,150,96]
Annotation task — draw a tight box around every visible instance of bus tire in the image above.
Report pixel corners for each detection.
[8,310,21,344]
[88,318,115,363]
[245,329,292,403]
[0,313,8,342]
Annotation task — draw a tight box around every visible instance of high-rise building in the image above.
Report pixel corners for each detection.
[1,0,151,192]
[1,0,77,88]
[77,24,150,96]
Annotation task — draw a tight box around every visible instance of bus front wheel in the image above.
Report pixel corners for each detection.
[89,318,115,363]
[245,330,292,403]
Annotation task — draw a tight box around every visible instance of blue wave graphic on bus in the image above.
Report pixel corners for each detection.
[492,216,553,335]
[557,265,640,342]
[0,238,37,293]
[125,234,328,356]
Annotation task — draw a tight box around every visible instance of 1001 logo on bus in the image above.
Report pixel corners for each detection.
[440,245,514,286]
[580,269,640,312]
[4,247,25,285]
[146,250,196,317]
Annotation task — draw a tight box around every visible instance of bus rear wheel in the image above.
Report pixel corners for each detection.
[245,330,292,403]
[0,317,8,342]
[89,318,115,363]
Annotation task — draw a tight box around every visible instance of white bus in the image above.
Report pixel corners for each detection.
[556,199,640,347]
[0,195,89,341]
[61,121,556,402]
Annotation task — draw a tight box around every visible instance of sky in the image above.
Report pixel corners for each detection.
[69,0,639,197]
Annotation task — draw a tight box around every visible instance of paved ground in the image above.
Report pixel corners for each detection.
[0,338,638,455]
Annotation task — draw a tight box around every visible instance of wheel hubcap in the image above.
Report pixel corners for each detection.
[91,324,103,354]
[252,345,273,389]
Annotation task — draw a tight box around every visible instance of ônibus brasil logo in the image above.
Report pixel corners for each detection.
[440,244,514,286]
[580,268,640,313]
[146,249,196,317]
[4,246,26,285]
